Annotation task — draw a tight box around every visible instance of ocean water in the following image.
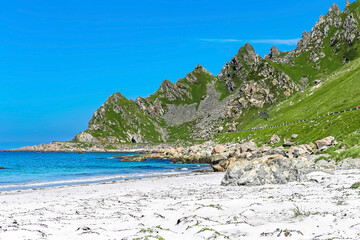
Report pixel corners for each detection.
[0,152,210,191]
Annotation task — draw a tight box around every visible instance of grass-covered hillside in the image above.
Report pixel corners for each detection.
[73,0,360,145]
[217,56,360,145]
[216,0,360,145]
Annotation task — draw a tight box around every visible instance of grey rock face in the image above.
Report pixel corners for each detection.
[162,81,230,129]
[158,80,191,101]
[135,97,164,117]
[193,82,232,135]
[343,13,359,44]
[162,103,198,126]
[296,31,311,53]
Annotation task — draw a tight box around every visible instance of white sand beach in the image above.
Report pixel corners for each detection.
[0,170,360,240]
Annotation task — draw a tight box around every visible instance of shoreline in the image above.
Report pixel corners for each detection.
[0,169,360,239]
[0,169,212,193]
[1,141,177,153]
[0,148,154,153]
[0,171,216,195]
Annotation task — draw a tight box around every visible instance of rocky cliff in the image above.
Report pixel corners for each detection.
[73,0,360,144]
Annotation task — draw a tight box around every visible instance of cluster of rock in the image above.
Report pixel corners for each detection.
[6,132,360,188]
[219,135,360,186]
[118,134,358,187]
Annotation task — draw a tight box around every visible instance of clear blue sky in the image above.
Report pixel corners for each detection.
[0,0,348,149]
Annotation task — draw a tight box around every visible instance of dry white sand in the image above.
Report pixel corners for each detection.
[0,170,360,240]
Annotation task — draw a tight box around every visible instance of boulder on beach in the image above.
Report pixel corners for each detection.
[221,155,311,186]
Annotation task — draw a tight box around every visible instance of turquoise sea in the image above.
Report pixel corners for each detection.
[0,152,210,191]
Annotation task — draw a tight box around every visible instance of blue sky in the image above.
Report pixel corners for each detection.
[0,0,348,149]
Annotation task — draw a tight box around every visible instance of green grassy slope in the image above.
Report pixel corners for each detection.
[217,57,360,145]
[86,93,166,143]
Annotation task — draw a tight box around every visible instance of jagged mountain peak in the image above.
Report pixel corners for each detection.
[327,3,341,16]
[195,64,204,70]
[234,42,262,68]
[265,46,281,60]
[192,64,213,75]
[73,0,360,145]
[159,79,174,89]
[194,64,214,76]
[237,43,257,57]
[282,0,360,63]
[244,42,255,51]
[110,92,126,100]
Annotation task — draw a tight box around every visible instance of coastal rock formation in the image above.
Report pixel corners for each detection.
[221,155,310,186]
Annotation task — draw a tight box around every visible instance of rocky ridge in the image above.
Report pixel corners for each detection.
[70,1,360,145]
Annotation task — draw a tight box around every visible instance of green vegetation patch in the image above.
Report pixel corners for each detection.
[87,93,165,143]
[216,57,360,145]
